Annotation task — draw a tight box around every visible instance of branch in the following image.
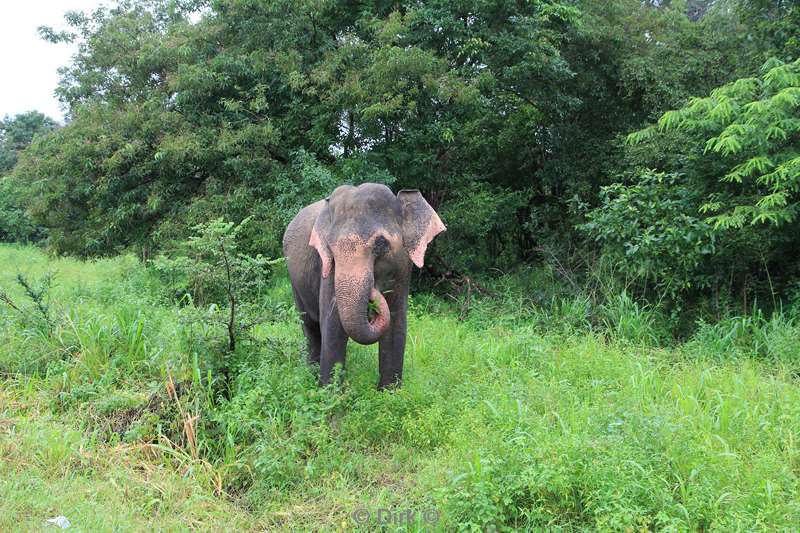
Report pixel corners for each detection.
[426,253,497,298]
[533,245,580,293]
[0,290,21,312]
[219,238,236,353]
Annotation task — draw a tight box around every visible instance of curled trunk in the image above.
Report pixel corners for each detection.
[335,272,390,345]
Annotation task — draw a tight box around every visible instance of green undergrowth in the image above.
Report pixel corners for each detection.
[1,244,800,532]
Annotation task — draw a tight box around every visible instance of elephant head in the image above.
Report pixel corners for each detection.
[309,184,445,345]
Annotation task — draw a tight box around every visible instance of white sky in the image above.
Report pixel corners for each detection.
[0,1,108,123]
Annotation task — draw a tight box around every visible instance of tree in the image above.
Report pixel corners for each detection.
[629,57,800,229]
[17,0,580,259]
[15,0,785,273]
[0,112,58,243]
[150,216,278,388]
[0,111,57,174]
[598,56,800,310]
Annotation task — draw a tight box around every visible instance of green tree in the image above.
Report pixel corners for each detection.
[629,58,800,229]
[17,0,581,258]
[0,111,57,243]
[0,111,57,173]
[600,56,800,311]
[728,0,800,62]
[15,0,785,274]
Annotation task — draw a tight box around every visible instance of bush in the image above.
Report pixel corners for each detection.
[150,216,280,393]
[619,57,800,315]
[581,170,716,301]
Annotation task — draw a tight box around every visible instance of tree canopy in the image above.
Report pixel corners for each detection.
[0,112,58,243]
[6,0,800,311]
[0,111,57,174]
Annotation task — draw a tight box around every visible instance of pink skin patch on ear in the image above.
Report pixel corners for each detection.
[309,227,333,278]
[409,216,447,268]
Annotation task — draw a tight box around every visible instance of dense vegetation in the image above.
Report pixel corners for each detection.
[3,245,800,531]
[0,112,57,243]
[1,0,797,317]
[2,0,800,530]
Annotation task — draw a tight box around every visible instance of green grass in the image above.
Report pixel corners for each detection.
[2,244,800,531]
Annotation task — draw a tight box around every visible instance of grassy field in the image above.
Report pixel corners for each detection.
[1,244,800,532]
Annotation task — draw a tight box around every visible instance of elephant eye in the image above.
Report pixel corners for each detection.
[373,235,389,257]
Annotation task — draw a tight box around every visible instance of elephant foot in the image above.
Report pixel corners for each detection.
[377,376,401,390]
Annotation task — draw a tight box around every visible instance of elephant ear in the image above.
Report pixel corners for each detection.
[309,201,334,278]
[397,189,446,268]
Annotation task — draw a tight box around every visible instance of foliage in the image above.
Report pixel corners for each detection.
[0,177,47,243]
[618,56,800,312]
[0,272,56,337]
[0,111,57,173]
[152,217,270,304]
[3,1,800,528]
[12,0,770,265]
[629,57,800,229]
[437,183,531,273]
[150,216,279,359]
[0,112,57,243]
[582,170,716,299]
[729,0,800,63]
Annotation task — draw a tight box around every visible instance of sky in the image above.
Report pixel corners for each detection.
[0,1,108,123]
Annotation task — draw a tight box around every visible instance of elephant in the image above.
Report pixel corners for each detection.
[282,183,446,388]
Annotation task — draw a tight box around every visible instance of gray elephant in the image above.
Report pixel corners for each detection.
[282,183,446,388]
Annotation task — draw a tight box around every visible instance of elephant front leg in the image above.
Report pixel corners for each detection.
[378,292,408,389]
[320,317,348,385]
[319,281,348,386]
[301,317,321,365]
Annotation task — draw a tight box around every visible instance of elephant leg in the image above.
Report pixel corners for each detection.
[320,317,348,385]
[378,287,409,389]
[319,278,348,385]
[302,316,321,365]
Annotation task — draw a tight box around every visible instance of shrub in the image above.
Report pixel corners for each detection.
[581,170,716,301]
[150,217,280,393]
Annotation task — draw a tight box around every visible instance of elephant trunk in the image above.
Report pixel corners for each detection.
[335,271,390,345]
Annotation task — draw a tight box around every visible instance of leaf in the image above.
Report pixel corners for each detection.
[711,135,742,156]
[657,110,684,132]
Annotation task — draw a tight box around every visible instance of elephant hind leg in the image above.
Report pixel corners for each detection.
[290,284,321,365]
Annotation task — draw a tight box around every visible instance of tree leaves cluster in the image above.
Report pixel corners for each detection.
[590,53,800,313]
[5,1,733,253]
[7,0,799,313]
[633,58,800,229]
[0,112,57,242]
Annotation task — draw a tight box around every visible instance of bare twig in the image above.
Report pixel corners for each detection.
[534,245,580,293]
[219,238,236,353]
[427,253,497,298]
[0,290,21,312]
[459,279,473,321]
[423,253,498,319]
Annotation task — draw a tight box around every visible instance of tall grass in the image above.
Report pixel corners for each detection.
[1,244,800,531]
